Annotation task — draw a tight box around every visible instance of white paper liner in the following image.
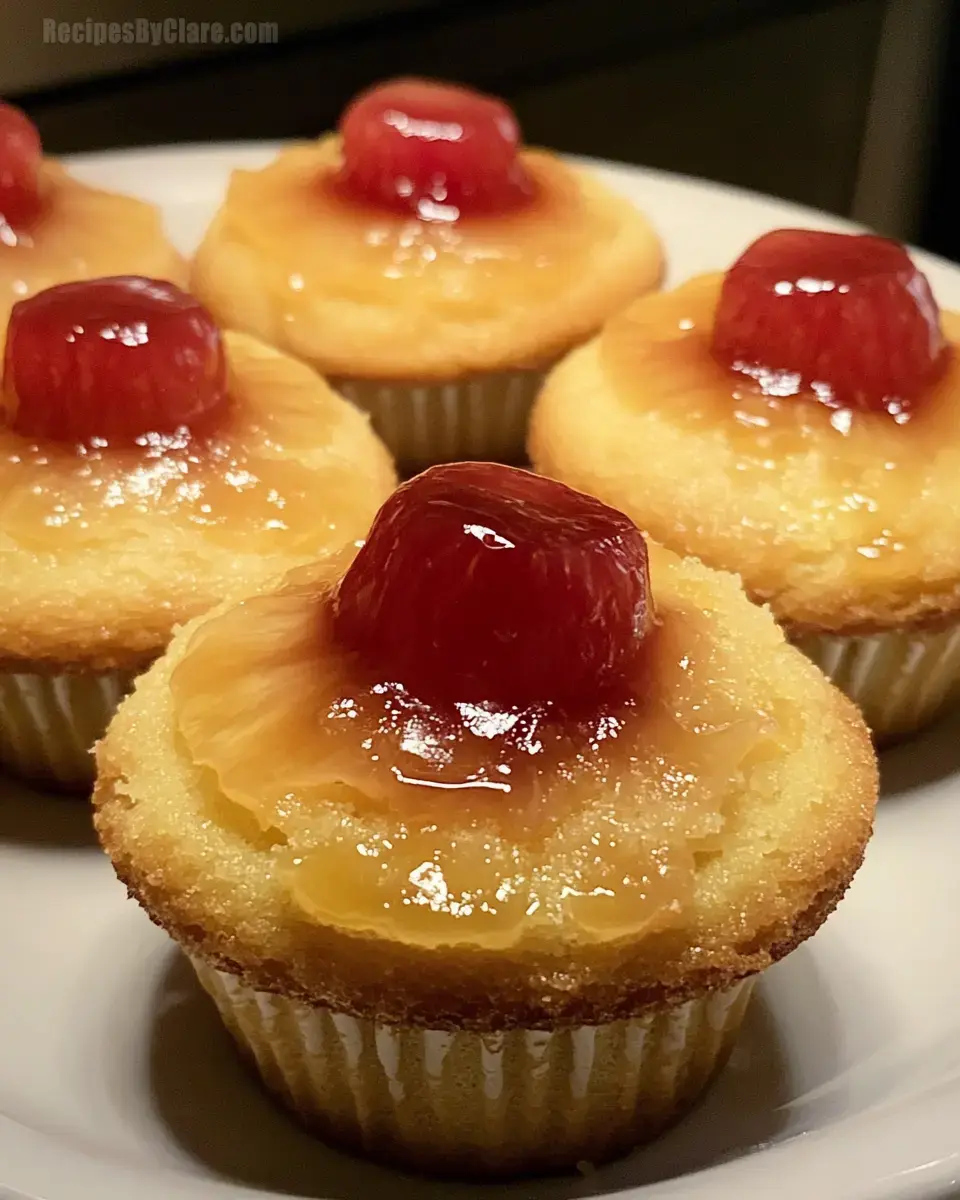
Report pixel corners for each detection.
[793,620,960,741]
[329,369,545,473]
[0,668,134,790]
[190,956,754,1178]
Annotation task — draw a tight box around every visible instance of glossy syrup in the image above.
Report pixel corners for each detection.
[0,334,375,555]
[1,164,184,324]
[171,563,788,947]
[216,143,610,322]
[601,273,960,584]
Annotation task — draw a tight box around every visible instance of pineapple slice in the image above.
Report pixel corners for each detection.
[192,142,613,334]
[0,330,394,556]
[170,553,788,949]
[600,275,960,591]
[2,163,186,333]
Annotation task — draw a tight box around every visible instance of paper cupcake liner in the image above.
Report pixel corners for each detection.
[191,956,754,1179]
[792,620,960,741]
[0,667,135,791]
[329,369,545,474]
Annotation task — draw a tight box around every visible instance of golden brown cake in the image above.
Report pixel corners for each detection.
[0,276,396,789]
[531,229,960,741]
[191,78,662,472]
[95,463,876,1179]
[0,101,185,336]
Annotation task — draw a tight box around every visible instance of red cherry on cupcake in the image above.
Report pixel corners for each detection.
[333,462,652,710]
[0,102,43,232]
[338,77,534,219]
[711,229,946,414]
[2,277,228,443]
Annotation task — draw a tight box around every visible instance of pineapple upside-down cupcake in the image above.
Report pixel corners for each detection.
[190,78,663,473]
[0,275,396,790]
[531,229,960,741]
[94,463,876,1179]
[0,101,186,334]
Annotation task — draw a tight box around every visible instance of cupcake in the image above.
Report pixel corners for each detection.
[531,228,960,742]
[94,463,876,1179]
[190,78,663,473]
[0,102,186,332]
[0,275,396,790]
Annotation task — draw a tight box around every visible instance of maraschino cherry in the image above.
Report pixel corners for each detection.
[338,77,534,219]
[711,229,945,414]
[1,277,227,442]
[333,463,652,710]
[0,102,43,232]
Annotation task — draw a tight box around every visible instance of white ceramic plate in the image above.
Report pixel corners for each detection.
[1,146,960,1200]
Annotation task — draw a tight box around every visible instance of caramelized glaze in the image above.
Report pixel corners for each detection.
[1,163,185,330]
[213,141,617,325]
[601,273,960,591]
[0,333,378,555]
[170,560,792,948]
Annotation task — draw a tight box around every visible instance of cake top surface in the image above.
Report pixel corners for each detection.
[95,524,875,1023]
[0,324,395,668]
[190,135,663,378]
[533,270,960,632]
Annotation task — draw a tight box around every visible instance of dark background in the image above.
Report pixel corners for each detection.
[6,0,958,257]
